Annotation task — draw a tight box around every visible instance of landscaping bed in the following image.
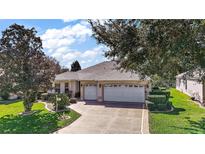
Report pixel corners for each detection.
[0,100,81,134]
[149,88,205,134]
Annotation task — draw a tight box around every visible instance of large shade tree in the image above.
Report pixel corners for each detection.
[89,20,205,83]
[0,24,57,113]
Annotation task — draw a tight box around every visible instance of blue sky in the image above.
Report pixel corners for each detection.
[0,19,108,68]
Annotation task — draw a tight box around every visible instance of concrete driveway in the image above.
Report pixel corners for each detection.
[55,101,149,134]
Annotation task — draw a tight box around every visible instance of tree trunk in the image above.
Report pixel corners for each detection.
[23,91,34,113]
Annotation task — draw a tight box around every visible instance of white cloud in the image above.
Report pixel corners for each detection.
[41,21,108,68]
[51,52,64,59]
[81,46,106,58]
[81,50,98,58]
[43,38,75,49]
[63,51,81,61]
[41,22,92,50]
[55,47,69,53]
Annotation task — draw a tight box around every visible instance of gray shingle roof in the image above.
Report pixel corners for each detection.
[176,68,205,80]
[55,61,148,81]
[55,71,79,81]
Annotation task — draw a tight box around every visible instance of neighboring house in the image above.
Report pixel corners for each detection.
[176,70,205,104]
[52,61,151,103]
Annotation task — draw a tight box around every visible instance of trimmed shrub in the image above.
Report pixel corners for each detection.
[148,103,157,111]
[148,95,167,104]
[167,101,172,110]
[49,93,70,110]
[160,87,167,91]
[152,86,160,90]
[149,91,170,99]
[157,103,168,111]
[148,102,172,111]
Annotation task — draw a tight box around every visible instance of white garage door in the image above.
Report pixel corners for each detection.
[84,84,97,100]
[104,84,145,103]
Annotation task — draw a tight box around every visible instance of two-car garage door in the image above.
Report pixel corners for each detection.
[104,84,145,103]
[84,83,145,103]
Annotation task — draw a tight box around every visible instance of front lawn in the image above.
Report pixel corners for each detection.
[149,88,205,134]
[0,100,81,134]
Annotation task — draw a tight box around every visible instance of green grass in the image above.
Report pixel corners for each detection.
[149,88,205,134]
[0,100,81,134]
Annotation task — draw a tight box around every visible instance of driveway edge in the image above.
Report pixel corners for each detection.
[141,104,149,134]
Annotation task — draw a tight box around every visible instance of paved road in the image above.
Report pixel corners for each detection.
[55,101,149,134]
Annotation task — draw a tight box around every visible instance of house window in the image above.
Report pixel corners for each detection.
[55,83,60,93]
[65,82,69,93]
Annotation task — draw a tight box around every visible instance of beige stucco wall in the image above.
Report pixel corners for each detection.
[176,78,187,92]
[70,81,75,97]
[80,84,84,100]
[97,82,103,102]
[176,78,204,102]
[187,80,203,102]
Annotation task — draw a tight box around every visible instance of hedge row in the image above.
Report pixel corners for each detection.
[147,95,167,104]
[149,90,170,99]
[148,87,172,111]
[148,101,172,111]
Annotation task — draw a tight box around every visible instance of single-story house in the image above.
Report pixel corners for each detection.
[176,69,205,104]
[52,61,151,103]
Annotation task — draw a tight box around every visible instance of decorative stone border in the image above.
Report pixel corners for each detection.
[41,101,70,113]
[41,101,55,112]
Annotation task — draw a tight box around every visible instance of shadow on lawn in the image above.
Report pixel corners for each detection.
[0,110,60,134]
[187,117,205,134]
[151,100,186,115]
[170,117,205,134]
[153,93,186,115]
[0,99,22,105]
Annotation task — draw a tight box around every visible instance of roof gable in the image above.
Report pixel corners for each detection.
[176,68,205,80]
